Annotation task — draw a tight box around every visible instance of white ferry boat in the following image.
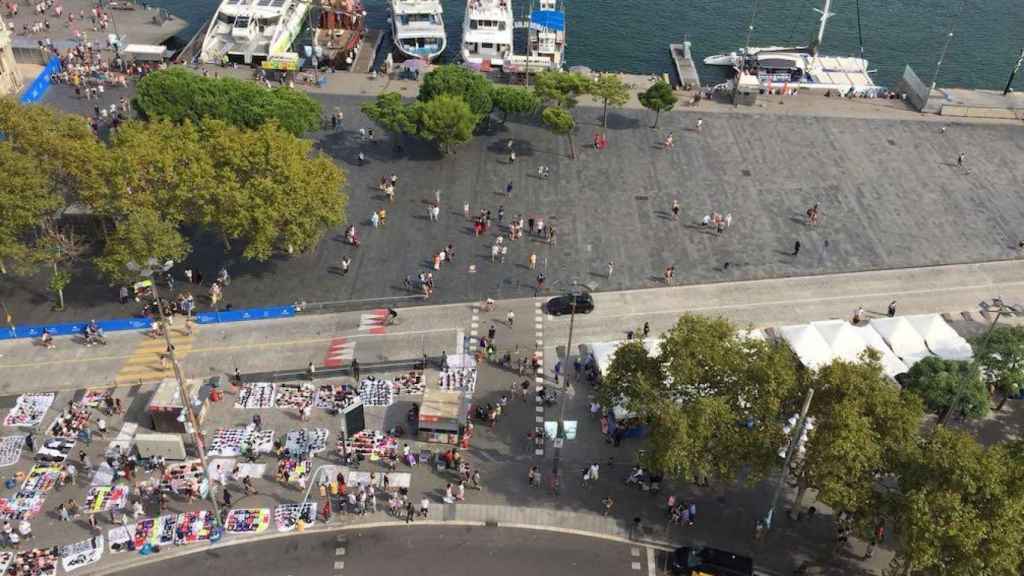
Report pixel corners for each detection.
[199,0,312,65]
[461,0,513,67]
[504,0,564,72]
[390,0,446,62]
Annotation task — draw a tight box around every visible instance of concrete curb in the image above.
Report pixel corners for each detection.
[83,519,679,576]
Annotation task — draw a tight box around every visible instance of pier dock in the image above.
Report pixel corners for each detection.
[7,0,188,64]
[670,41,700,90]
[353,29,383,74]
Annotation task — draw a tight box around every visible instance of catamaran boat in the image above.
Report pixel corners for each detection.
[461,0,514,67]
[527,0,565,70]
[313,0,366,69]
[390,0,446,62]
[199,0,312,65]
[714,0,875,93]
[704,45,806,67]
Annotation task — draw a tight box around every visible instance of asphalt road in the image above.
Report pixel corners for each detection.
[106,526,656,576]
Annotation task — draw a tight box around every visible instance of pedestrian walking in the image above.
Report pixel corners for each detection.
[606,261,614,278]
[358,152,365,166]
[506,311,515,327]
[340,256,351,275]
[642,322,650,338]
[956,152,965,169]
[887,300,897,318]
[535,272,546,295]
[119,285,129,305]
[852,306,866,325]
[352,358,360,381]
[664,132,674,149]
[506,181,513,197]
[696,118,703,132]
[24,432,34,452]
[602,496,614,516]
[509,149,516,164]
[792,240,801,256]
[663,265,675,285]
[528,253,537,269]
[671,200,680,221]
[528,465,539,487]
[463,201,471,219]
[419,497,430,518]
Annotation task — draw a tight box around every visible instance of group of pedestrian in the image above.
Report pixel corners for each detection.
[701,212,733,234]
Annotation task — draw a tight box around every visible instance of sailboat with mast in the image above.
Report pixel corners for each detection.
[709,0,876,93]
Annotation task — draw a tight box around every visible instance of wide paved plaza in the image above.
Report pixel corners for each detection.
[7,86,1024,324]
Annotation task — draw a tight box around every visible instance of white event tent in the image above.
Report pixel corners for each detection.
[869,316,934,367]
[904,314,973,361]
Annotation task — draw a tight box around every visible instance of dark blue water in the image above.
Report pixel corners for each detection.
[152,0,1024,90]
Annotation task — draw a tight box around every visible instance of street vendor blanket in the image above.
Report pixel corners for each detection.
[284,428,329,456]
[358,377,395,407]
[6,548,58,576]
[439,367,477,393]
[35,437,75,465]
[131,515,176,549]
[175,510,214,544]
[45,402,90,439]
[207,427,274,457]
[314,384,338,409]
[394,372,425,395]
[0,464,62,519]
[107,525,134,553]
[225,508,271,534]
[84,485,130,513]
[4,393,54,428]
[0,436,25,467]
[81,390,112,409]
[235,382,275,409]
[60,536,103,572]
[273,382,314,410]
[274,502,315,532]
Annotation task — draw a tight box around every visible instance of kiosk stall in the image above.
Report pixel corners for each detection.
[417,389,470,446]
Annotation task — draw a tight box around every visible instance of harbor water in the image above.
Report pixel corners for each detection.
[148,0,1023,90]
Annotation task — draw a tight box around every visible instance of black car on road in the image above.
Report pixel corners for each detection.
[670,546,754,576]
[545,291,595,316]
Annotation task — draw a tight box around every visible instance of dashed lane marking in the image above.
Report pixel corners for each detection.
[631,562,641,571]
[336,547,346,556]
[631,548,640,557]
[334,561,345,570]
[647,547,656,576]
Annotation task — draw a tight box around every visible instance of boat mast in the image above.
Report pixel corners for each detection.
[811,0,832,56]
[744,0,757,54]
[525,0,533,87]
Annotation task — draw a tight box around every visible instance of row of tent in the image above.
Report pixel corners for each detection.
[779,314,972,379]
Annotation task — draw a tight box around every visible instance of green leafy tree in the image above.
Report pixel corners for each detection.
[198,120,348,260]
[891,428,1024,576]
[590,74,631,128]
[533,70,593,110]
[0,97,107,212]
[638,80,677,128]
[96,208,191,287]
[541,106,577,159]
[905,356,988,421]
[418,65,494,123]
[490,85,541,123]
[644,397,738,485]
[598,340,664,416]
[361,92,417,150]
[0,143,61,274]
[133,68,321,136]
[792,357,924,531]
[413,95,477,155]
[972,325,1024,410]
[97,119,215,223]
[36,219,88,311]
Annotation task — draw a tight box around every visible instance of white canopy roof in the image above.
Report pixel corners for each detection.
[590,339,662,377]
[904,314,973,361]
[852,323,910,378]
[812,320,867,363]
[869,316,933,367]
[779,324,833,370]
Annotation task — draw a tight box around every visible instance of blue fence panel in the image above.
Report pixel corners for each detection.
[195,305,295,325]
[0,305,295,341]
[19,57,61,105]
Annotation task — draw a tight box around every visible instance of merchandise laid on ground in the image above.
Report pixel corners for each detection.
[46,403,91,439]
[208,426,275,457]
[358,377,396,407]
[84,485,130,513]
[273,502,316,532]
[338,430,400,459]
[35,438,75,465]
[314,383,351,409]
[274,383,315,411]
[235,382,276,409]
[224,508,271,534]
[1,547,59,576]
[4,394,55,428]
[59,536,103,573]
[0,436,25,468]
[284,428,330,456]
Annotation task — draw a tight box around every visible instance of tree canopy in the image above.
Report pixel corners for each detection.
[361,92,417,145]
[491,85,541,123]
[413,94,477,155]
[533,70,593,110]
[905,356,988,421]
[638,81,677,128]
[590,74,631,128]
[541,106,577,159]
[0,143,62,274]
[891,428,1024,576]
[95,208,191,286]
[972,325,1024,410]
[133,68,321,136]
[417,65,494,123]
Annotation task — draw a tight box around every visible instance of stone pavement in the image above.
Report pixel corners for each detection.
[9,77,1024,326]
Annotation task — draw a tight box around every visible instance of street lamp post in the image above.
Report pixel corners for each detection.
[128,258,222,528]
[550,286,578,491]
[763,387,814,533]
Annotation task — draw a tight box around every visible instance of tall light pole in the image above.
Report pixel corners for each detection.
[763,387,814,532]
[1002,48,1024,96]
[550,284,578,490]
[128,258,222,529]
[929,0,966,93]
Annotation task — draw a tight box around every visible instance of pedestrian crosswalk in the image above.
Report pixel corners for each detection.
[112,329,194,386]
[358,309,389,335]
[322,337,355,369]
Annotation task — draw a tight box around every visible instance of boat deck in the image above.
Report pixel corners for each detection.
[6,0,187,59]
[669,41,700,90]
[810,55,874,88]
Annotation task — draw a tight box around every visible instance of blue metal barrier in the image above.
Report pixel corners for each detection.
[19,57,61,105]
[0,305,296,341]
